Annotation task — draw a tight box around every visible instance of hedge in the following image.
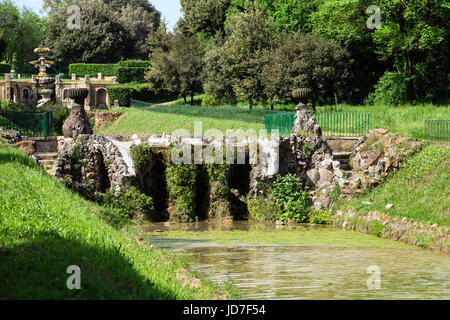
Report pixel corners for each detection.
[117,67,148,84]
[117,60,151,68]
[69,63,118,76]
[107,83,173,107]
[107,83,154,107]
[0,63,11,74]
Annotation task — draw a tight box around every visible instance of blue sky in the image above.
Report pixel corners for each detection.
[11,0,183,30]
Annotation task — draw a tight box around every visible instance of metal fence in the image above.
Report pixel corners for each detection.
[0,110,53,136]
[424,120,450,141]
[130,99,154,108]
[265,111,374,136]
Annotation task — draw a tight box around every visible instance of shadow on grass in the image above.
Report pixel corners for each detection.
[0,231,177,300]
[0,148,38,168]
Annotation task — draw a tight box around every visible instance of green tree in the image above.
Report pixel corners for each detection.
[44,0,160,67]
[0,0,19,64]
[218,1,277,108]
[12,8,48,73]
[147,31,205,105]
[46,0,126,67]
[229,0,320,32]
[203,33,236,104]
[372,0,449,101]
[263,32,350,110]
[116,4,160,60]
[311,0,449,103]
[179,0,231,37]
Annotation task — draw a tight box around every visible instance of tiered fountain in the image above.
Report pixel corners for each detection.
[29,46,55,108]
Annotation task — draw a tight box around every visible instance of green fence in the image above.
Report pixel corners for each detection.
[265,112,296,134]
[265,111,373,136]
[425,120,450,141]
[130,99,154,108]
[0,110,53,136]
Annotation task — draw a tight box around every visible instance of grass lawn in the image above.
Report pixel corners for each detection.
[0,147,234,299]
[339,145,450,227]
[99,94,449,140]
[97,105,269,137]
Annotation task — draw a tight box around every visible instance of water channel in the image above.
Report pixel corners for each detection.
[142,222,450,300]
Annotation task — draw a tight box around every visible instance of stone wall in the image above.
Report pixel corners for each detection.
[55,135,135,195]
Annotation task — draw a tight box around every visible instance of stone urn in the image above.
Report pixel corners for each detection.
[291,88,321,136]
[62,88,93,138]
[292,88,313,110]
[37,76,55,108]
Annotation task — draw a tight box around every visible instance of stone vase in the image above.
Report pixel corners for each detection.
[292,88,313,110]
[62,88,93,138]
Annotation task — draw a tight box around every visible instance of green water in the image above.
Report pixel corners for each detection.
[143,222,450,300]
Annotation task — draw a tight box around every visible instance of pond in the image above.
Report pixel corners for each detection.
[142,222,450,300]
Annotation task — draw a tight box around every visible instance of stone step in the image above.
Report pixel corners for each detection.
[34,152,58,161]
[38,159,56,166]
[43,164,57,176]
[339,164,352,171]
[332,152,352,160]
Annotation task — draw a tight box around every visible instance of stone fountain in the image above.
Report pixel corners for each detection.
[29,46,56,108]
[62,88,93,138]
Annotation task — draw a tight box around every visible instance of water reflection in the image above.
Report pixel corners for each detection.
[144,222,450,299]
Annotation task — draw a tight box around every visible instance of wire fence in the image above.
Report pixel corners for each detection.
[424,120,450,141]
[265,111,374,136]
[0,110,53,136]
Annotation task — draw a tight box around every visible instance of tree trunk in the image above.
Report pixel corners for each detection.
[334,92,339,107]
[190,93,194,106]
[183,95,187,104]
[270,101,274,111]
[405,52,415,101]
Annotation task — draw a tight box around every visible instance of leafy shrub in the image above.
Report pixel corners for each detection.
[308,209,332,224]
[103,187,154,222]
[166,163,198,222]
[367,70,408,105]
[247,196,279,221]
[272,174,312,222]
[369,220,383,237]
[0,100,29,112]
[117,67,148,84]
[201,95,222,107]
[69,63,118,76]
[0,63,11,74]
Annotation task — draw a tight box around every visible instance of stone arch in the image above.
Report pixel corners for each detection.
[63,89,70,102]
[10,87,16,103]
[91,149,111,193]
[23,88,29,101]
[96,88,107,108]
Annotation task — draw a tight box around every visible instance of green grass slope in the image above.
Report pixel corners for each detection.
[98,99,449,141]
[97,106,267,137]
[0,147,230,299]
[341,146,450,227]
